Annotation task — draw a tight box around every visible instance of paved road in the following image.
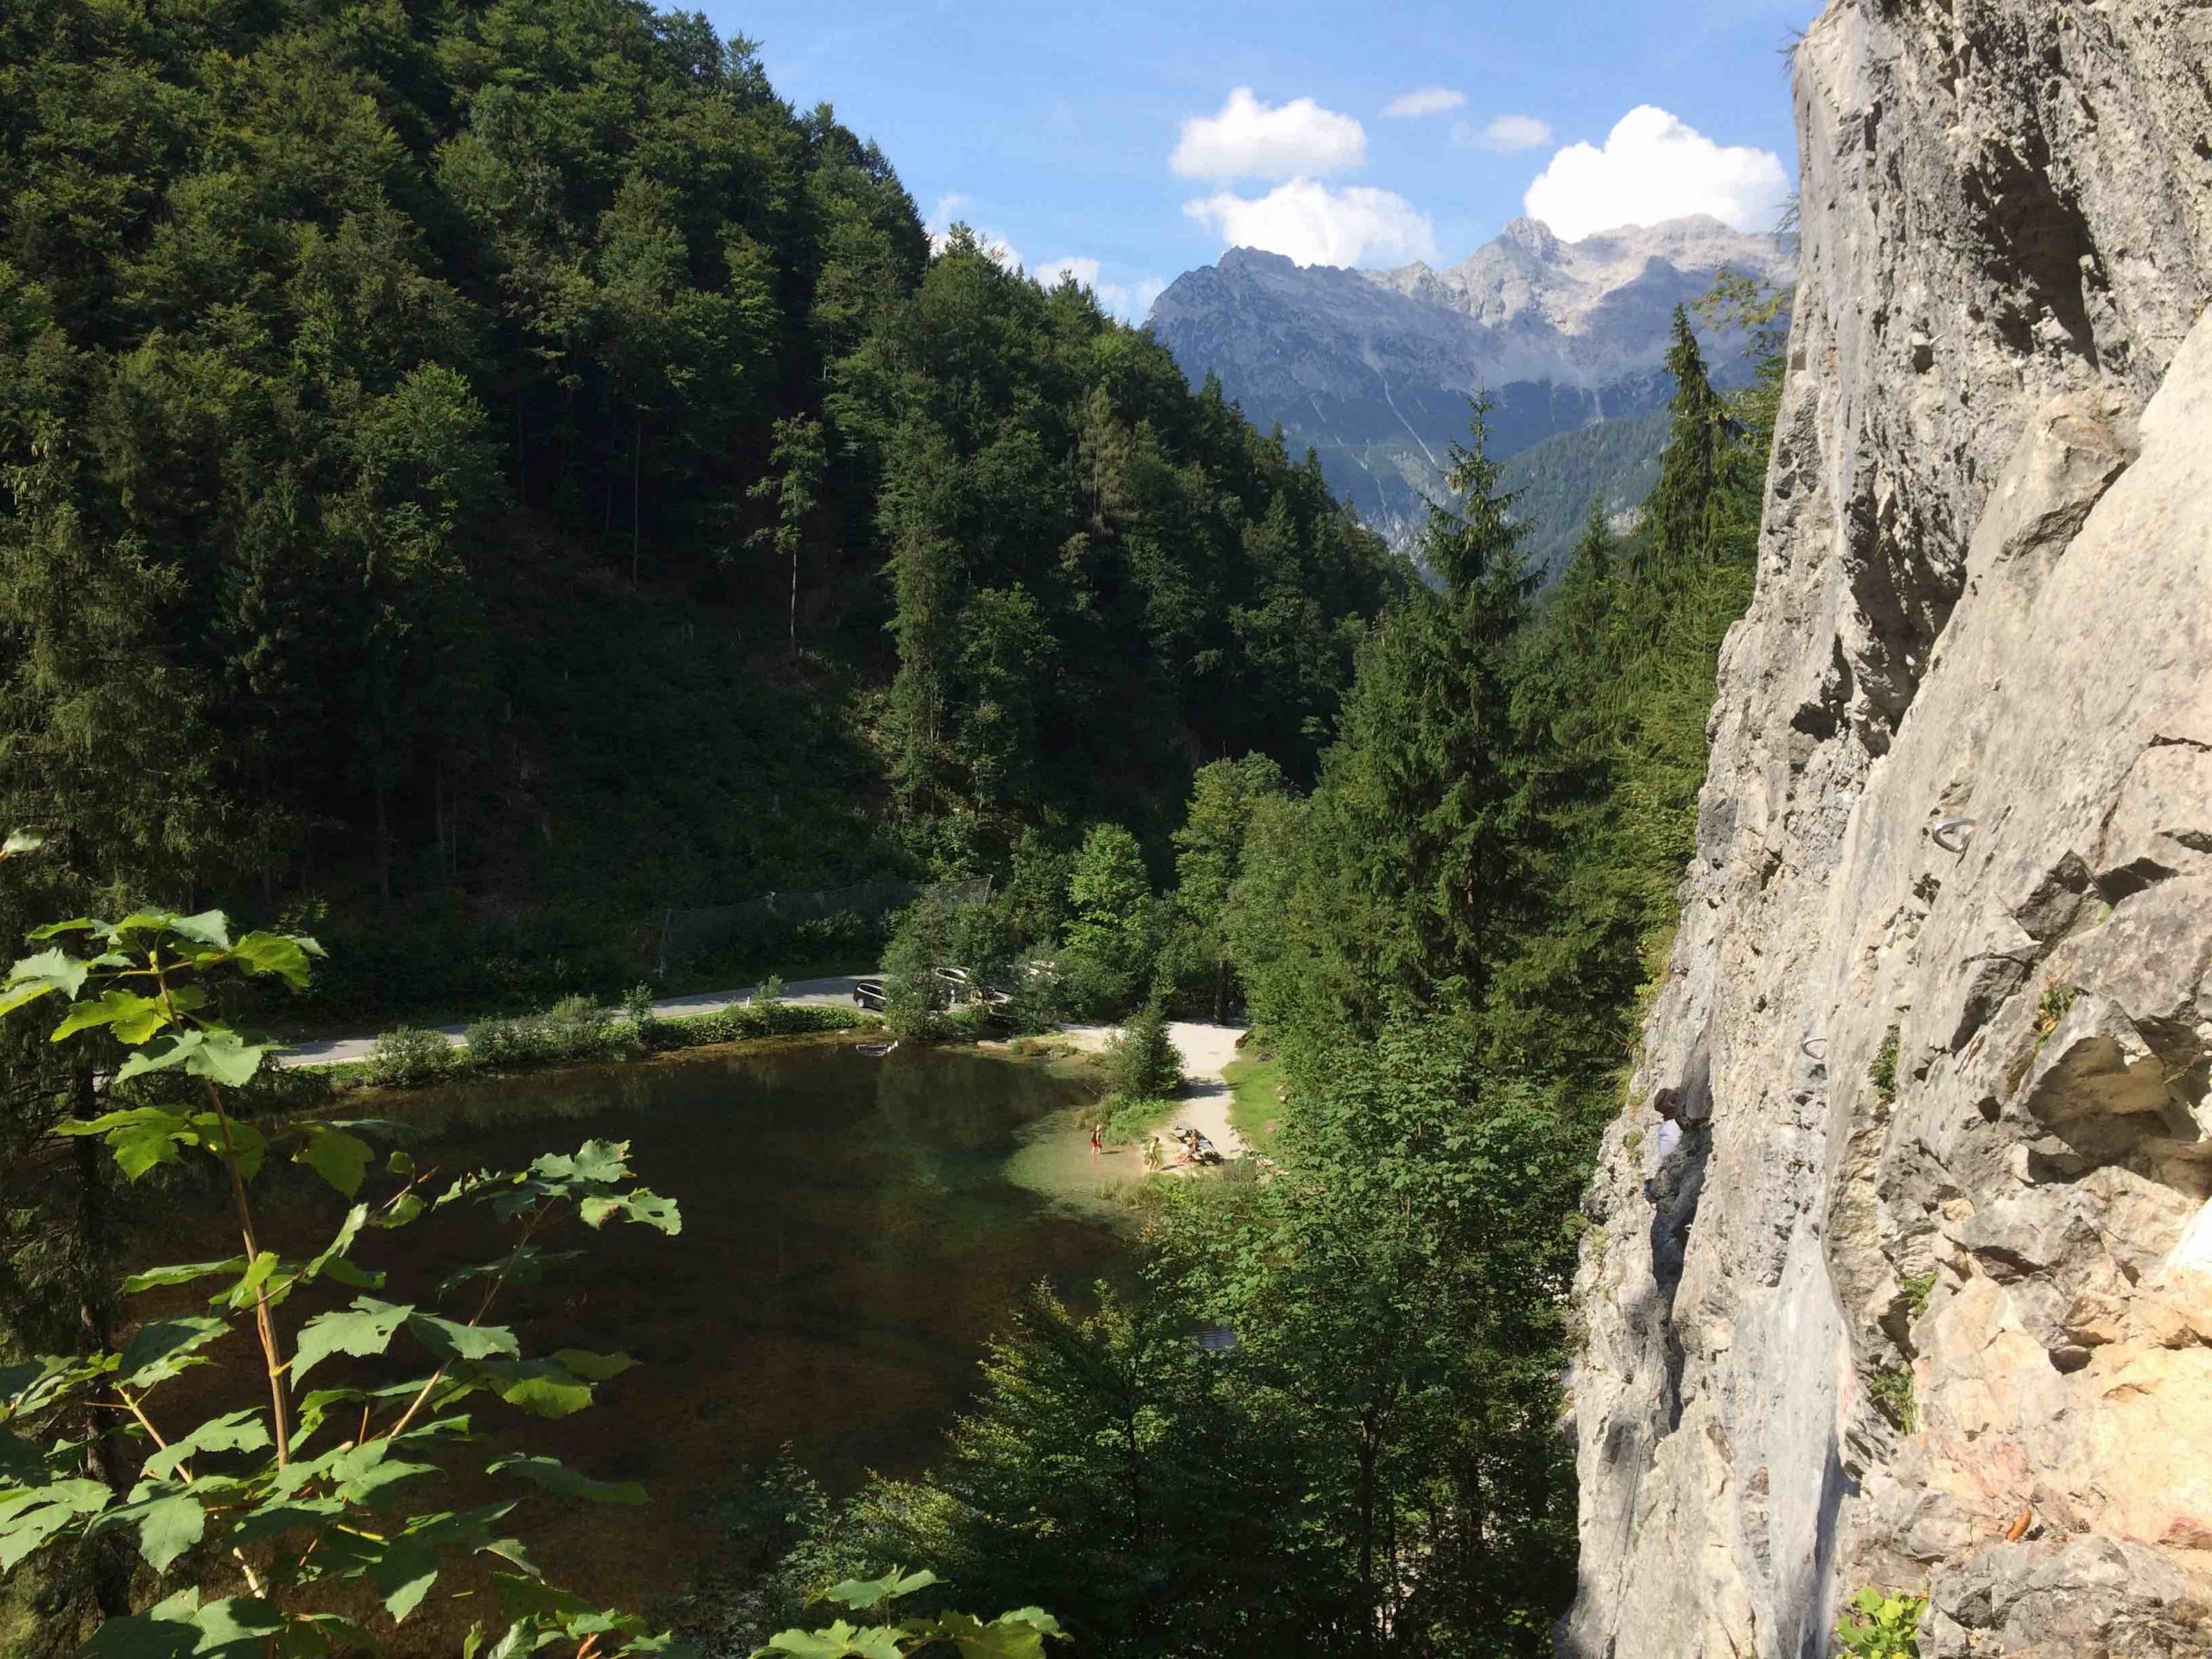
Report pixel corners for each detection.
[278,975,871,1068]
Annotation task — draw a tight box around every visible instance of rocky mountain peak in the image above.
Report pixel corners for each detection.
[1499,214,1561,258]
[1147,213,1795,564]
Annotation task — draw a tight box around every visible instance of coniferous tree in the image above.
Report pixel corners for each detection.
[1291,399,1537,1029]
[1637,305,1738,577]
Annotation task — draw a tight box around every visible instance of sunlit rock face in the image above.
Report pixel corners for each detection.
[1146,217,1795,555]
[1561,3,2212,1656]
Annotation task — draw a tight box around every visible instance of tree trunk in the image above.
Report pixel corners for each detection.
[1356,1429,1379,1656]
[71,1067,134,1618]
[631,410,642,589]
[789,541,799,658]
[374,781,391,908]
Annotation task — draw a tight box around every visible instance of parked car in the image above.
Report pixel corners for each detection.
[852,977,887,1011]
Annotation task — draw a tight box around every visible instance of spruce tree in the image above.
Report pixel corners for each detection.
[1299,399,1538,1026]
[1637,306,1738,576]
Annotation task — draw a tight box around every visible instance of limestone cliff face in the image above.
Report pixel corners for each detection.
[1562,3,2212,1656]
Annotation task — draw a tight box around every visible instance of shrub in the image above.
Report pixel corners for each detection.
[757,999,855,1036]
[540,992,615,1060]
[1103,1003,1182,1099]
[1871,1027,1900,1103]
[457,995,639,1070]
[651,1001,864,1052]
[882,893,956,1040]
[1901,1269,1937,1318]
[1835,1587,1926,1657]
[1104,1094,1176,1145]
[754,971,787,1006]
[623,981,656,1036]
[1010,953,1073,1033]
[465,1013,525,1066]
[0,906,687,1654]
[1868,1363,1916,1433]
[2034,982,2079,1044]
[1052,947,1134,1021]
[366,1024,452,1086]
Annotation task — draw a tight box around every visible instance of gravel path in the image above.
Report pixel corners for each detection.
[1061,1019,1249,1162]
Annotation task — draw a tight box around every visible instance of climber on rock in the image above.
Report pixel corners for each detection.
[1643,1087,1685,1202]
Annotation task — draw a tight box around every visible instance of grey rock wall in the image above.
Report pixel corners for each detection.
[1562,3,2212,1655]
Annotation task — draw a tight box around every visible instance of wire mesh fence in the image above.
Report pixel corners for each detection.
[654,876,993,974]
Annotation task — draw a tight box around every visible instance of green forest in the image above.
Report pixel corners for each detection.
[0,3,1785,1656]
[0,0,1398,1016]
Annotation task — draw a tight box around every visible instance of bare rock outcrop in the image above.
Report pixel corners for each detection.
[1562,3,2212,1655]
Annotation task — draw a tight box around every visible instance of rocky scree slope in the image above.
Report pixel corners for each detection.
[1564,2,2212,1656]
[1147,217,1793,564]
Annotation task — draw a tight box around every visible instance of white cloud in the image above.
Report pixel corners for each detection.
[1522,105,1789,239]
[1034,257,1167,322]
[1182,178,1437,269]
[1457,113,1553,153]
[927,193,1021,269]
[1104,276,1167,321]
[1171,87,1365,181]
[1033,256,1100,289]
[1382,87,1465,119]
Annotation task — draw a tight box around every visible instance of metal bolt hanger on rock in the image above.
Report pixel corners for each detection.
[1929,816,1978,855]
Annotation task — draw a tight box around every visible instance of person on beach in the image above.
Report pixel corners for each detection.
[1144,1135,1163,1173]
[1090,1124,1103,1156]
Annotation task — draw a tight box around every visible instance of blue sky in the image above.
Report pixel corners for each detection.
[702,0,1816,317]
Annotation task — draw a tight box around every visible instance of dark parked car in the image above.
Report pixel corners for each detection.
[852,977,887,1011]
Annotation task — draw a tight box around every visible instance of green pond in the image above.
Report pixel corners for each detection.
[232,1037,1137,1630]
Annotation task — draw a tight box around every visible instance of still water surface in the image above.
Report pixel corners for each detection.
[266,1037,1130,1622]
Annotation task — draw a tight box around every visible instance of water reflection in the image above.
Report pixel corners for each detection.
[264,1039,1127,1624]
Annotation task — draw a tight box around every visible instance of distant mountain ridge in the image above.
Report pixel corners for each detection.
[1147,214,1796,568]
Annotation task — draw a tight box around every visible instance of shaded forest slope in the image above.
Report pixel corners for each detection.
[0,0,1398,1013]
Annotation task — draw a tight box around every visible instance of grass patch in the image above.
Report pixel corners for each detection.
[1102,1094,1178,1146]
[1222,1053,1287,1150]
[1868,1362,1916,1433]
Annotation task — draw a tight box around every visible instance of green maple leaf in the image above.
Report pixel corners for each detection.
[230,930,323,989]
[141,1410,269,1481]
[49,990,173,1044]
[486,1453,646,1505]
[128,1491,207,1573]
[295,1125,374,1198]
[291,1298,414,1382]
[116,1317,230,1389]
[1,947,90,1018]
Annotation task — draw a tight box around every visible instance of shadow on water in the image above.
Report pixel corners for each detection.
[173,1037,1130,1637]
